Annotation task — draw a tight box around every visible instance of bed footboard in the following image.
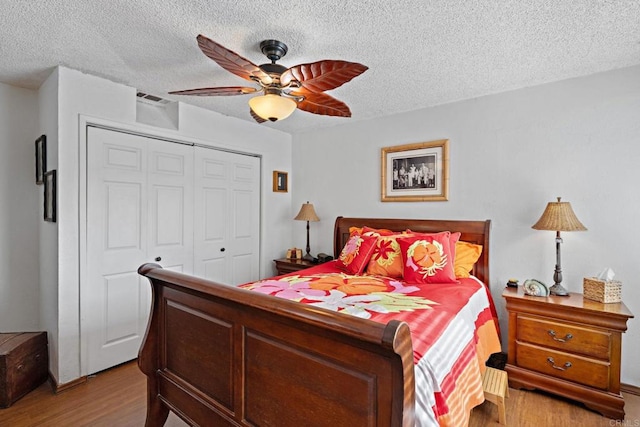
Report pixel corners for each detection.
[137,263,415,427]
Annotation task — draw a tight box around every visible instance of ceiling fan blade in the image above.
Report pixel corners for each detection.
[196,35,272,84]
[169,86,258,96]
[249,108,267,123]
[281,60,368,92]
[292,90,351,117]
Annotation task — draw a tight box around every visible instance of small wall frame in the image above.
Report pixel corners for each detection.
[44,170,57,222]
[35,135,46,185]
[273,171,288,193]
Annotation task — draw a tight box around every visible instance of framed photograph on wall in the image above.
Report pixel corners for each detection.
[381,139,449,202]
[273,170,288,193]
[44,170,57,222]
[35,135,46,185]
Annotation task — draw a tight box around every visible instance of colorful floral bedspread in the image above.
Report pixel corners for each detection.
[240,260,501,426]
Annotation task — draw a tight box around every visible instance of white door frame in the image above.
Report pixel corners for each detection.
[78,115,262,376]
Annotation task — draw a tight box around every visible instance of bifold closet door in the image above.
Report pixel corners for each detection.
[85,127,193,374]
[193,146,260,285]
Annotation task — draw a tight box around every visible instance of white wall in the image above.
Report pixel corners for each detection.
[292,64,640,386]
[38,69,60,378]
[43,66,293,384]
[0,82,39,331]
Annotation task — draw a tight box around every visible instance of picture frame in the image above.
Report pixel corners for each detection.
[381,139,449,202]
[273,170,288,193]
[286,248,303,259]
[44,170,57,222]
[35,135,46,185]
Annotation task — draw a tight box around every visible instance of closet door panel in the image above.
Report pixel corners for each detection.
[228,155,260,284]
[147,140,194,274]
[194,147,260,285]
[86,128,150,374]
[231,189,257,285]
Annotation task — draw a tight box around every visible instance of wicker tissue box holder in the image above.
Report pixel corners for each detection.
[583,277,622,303]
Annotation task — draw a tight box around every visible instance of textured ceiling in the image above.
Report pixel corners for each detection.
[1,1,639,135]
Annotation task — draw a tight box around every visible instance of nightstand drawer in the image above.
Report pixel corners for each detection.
[516,342,610,390]
[517,315,610,360]
[273,258,315,276]
[276,263,305,275]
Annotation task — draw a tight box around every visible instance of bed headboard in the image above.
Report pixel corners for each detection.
[333,217,491,285]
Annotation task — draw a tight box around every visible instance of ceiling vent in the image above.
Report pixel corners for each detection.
[136,91,178,130]
[136,91,172,106]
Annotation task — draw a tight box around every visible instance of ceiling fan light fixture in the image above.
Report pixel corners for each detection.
[248,94,297,122]
[172,35,368,123]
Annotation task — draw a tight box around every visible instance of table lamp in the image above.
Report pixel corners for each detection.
[532,197,587,296]
[294,201,320,261]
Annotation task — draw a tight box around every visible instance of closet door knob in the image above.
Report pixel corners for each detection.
[220,248,226,252]
[155,257,162,262]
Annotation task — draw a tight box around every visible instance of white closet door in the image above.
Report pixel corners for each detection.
[193,147,260,285]
[85,127,193,374]
[147,141,194,274]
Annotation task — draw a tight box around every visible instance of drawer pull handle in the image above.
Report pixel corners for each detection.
[547,330,573,343]
[547,357,572,371]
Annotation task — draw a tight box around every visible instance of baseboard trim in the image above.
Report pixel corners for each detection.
[621,383,640,396]
[48,371,87,394]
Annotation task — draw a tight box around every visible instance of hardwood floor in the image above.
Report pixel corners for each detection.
[471,387,640,427]
[0,360,638,426]
[0,361,187,427]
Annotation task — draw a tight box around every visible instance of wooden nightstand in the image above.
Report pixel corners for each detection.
[503,286,634,419]
[273,258,316,276]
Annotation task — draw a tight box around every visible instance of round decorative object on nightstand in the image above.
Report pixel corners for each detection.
[523,279,550,296]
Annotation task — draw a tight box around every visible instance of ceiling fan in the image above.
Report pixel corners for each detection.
[169,35,368,123]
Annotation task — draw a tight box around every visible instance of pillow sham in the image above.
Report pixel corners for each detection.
[449,231,461,266]
[338,234,378,275]
[405,229,460,252]
[454,241,483,278]
[398,231,457,284]
[365,234,404,278]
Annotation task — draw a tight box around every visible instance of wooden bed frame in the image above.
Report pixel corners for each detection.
[137,217,491,427]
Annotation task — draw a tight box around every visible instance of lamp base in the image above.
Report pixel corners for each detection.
[302,253,315,262]
[549,283,569,296]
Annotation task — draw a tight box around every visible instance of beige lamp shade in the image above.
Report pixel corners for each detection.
[248,94,297,122]
[294,202,320,222]
[532,197,587,232]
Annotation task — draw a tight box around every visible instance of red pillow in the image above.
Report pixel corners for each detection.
[449,231,461,262]
[405,229,460,256]
[398,232,457,283]
[338,234,378,275]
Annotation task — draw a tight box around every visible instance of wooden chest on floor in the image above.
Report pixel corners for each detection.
[0,332,48,408]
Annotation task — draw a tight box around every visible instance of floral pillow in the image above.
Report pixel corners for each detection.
[405,229,460,254]
[338,234,378,275]
[365,234,404,278]
[398,232,458,284]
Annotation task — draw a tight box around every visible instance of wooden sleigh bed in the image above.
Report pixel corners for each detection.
[137,217,497,427]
